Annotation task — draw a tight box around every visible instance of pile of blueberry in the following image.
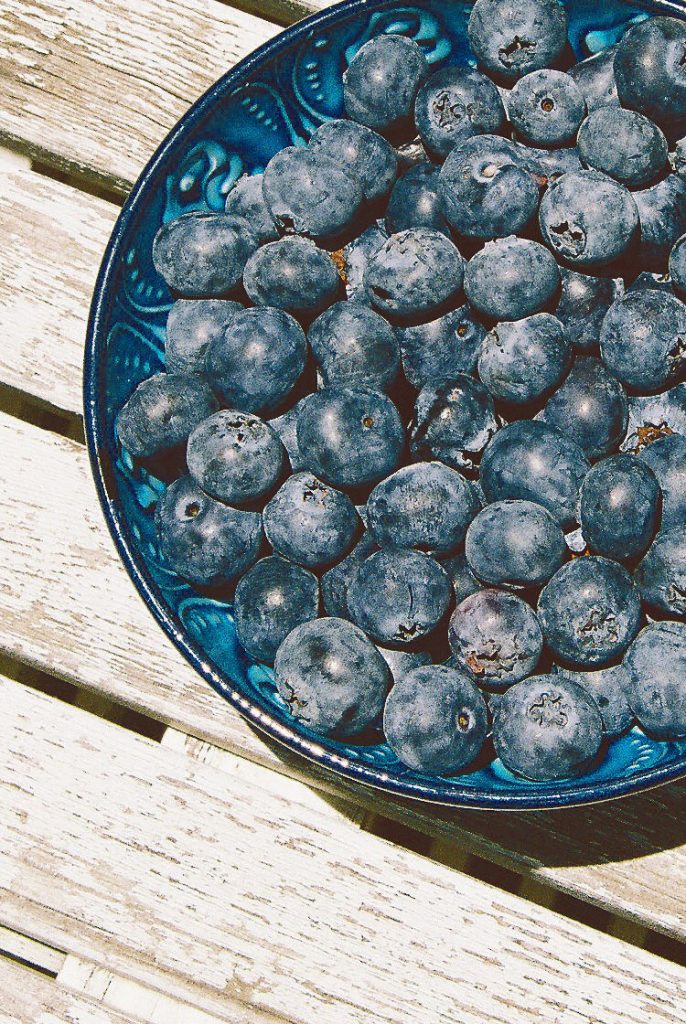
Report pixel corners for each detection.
[117,1,686,783]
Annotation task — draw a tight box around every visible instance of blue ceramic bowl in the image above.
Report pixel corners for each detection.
[85,0,686,810]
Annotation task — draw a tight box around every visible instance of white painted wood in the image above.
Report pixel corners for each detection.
[0,924,65,975]
[0,956,137,1024]
[3,674,686,1024]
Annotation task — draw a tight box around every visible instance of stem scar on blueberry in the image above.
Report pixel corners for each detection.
[362,415,375,429]
[540,97,555,112]
[457,711,471,731]
[185,502,201,518]
[457,324,468,337]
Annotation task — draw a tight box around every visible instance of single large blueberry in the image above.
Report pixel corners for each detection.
[321,531,378,619]
[367,462,481,556]
[579,454,661,562]
[274,617,390,738]
[308,301,400,392]
[448,589,543,688]
[342,222,388,303]
[234,556,319,664]
[441,552,483,606]
[152,211,257,297]
[155,475,262,587]
[552,663,633,737]
[397,305,485,388]
[465,500,566,589]
[480,420,590,528]
[262,146,363,241]
[492,675,603,781]
[554,268,619,353]
[507,70,586,147]
[267,398,308,473]
[671,234,686,298]
[116,373,217,460]
[537,557,642,667]
[614,17,686,132]
[383,665,488,775]
[414,67,505,159]
[309,119,397,203]
[186,410,286,506]
[376,647,432,686]
[568,46,619,113]
[622,386,686,455]
[464,237,560,322]
[343,34,429,138]
[364,228,464,319]
[439,136,540,239]
[206,306,307,415]
[296,386,404,490]
[577,108,668,190]
[468,0,568,82]
[243,237,341,316]
[409,375,499,475]
[347,549,452,646]
[625,621,686,737]
[225,173,279,244]
[635,526,686,617]
[600,291,686,393]
[639,434,686,530]
[539,171,639,267]
[165,299,243,375]
[384,164,450,238]
[478,314,570,406]
[514,142,583,184]
[540,357,628,460]
[263,472,361,570]
[634,174,686,270]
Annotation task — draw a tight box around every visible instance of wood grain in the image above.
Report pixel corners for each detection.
[6,409,686,942]
[0,957,137,1024]
[3,674,686,1024]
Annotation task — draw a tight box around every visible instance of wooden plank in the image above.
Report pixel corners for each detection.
[2,674,686,1024]
[0,956,136,1024]
[0,923,65,974]
[6,408,686,941]
[0,169,117,415]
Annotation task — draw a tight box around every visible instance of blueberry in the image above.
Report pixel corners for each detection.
[296,386,404,490]
[384,164,450,238]
[537,556,642,667]
[579,454,661,562]
[622,385,686,454]
[552,663,633,737]
[341,222,388,302]
[225,173,279,244]
[675,135,686,179]
[464,237,560,322]
[600,290,686,393]
[152,212,257,297]
[513,142,583,183]
[234,556,319,663]
[627,271,675,294]
[478,313,570,406]
[343,34,429,138]
[614,16,686,133]
[624,621,686,737]
[364,228,464,319]
[397,305,485,388]
[468,0,568,83]
[465,499,566,589]
[539,171,639,267]
[481,420,590,529]
[577,108,668,189]
[274,617,390,738]
[367,462,481,556]
[634,174,686,270]
[308,301,400,392]
[635,526,686,617]
[639,434,686,530]
[186,409,286,506]
[448,589,543,687]
[439,136,540,239]
[409,375,499,474]
[540,357,628,460]
[262,146,363,241]
[263,472,361,570]
[347,549,451,646]
[268,398,308,473]
[165,299,243,375]
[243,236,341,316]
[321,531,378,618]
[441,552,483,605]
[568,46,619,113]
[554,268,619,353]
[309,119,397,203]
[414,67,505,159]
[116,373,217,460]
[508,70,586,147]
[383,665,488,775]
[155,475,262,587]
[670,233,686,297]
[205,306,307,415]
[492,675,603,780]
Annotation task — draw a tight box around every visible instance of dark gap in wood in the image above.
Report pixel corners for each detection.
[0,382,84,444]
[362,812,434,856]
[0,652,166,743]
[0,949,59,980]
[30,159,126,207]
[214,0,313,28]
[552,891,613,933]
[0,134,129,199]
[461,852,523,894]
[644,930,686,968]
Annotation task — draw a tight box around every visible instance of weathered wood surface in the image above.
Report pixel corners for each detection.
[5,409,686,942]
[3,675,686,1024]
[0,957,138,1024]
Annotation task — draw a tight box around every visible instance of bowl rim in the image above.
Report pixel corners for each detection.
[84,0,686,810]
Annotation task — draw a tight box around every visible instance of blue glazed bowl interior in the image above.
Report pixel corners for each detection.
[86,0,686,809]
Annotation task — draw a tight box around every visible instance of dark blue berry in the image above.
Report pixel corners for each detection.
[568,46,619,113]
[384,164,450,237]
[539,171,639,267]
[552,663,633,737]
[364,228,464,319]
[540,357,628,460]
[441,552,483,605]
[342,223,388,302]
[263,472,361,570]
[600,290,686,393]
[465,499,566,588]
[448,589,543,687]
[577,108,668,189]
[634,174,686,270]
[614,17,686,132]
[409,375,499,474]
[268,398,308,473]
[468,0,568,83]
[414,67,505,159]
[508,70,586,147]
[635,526,686,617]
[579,454,661,562]
[165,299,243,375]
[116,373,217,460]
[186,410,285,505]
[622,386,686,454]
[152,212,257,297]
[308,301,400,392]
[343,34,429,138]
[554,268,619,353]
[262,146,363,241]
[309,119,397,203]
[625,621,686,738]
[243,236,341,316]
[321,531,378,619]
[376,647,432,684]
[234,556,319,664]
[478,314,570,406]
[639,434,686,530]
[514,142,583,183]
[464,237,560,322]
[225,173,279,244]
[670,233,686,297]
[397,305,485,388]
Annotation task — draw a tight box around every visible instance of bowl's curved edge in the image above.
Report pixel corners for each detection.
[84,0,686,811]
